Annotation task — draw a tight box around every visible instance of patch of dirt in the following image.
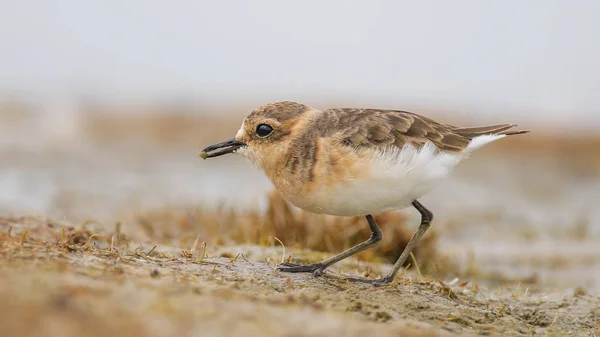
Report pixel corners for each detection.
[1,217,598,337]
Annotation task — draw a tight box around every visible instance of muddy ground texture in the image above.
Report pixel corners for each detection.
[1,216,598,337]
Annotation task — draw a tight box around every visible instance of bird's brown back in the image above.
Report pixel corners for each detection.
[311,108,527,153]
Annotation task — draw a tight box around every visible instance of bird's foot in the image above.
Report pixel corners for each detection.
[344,275,395,287]
[277,262,327,277]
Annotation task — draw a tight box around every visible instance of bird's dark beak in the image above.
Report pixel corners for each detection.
[199,138,246,159]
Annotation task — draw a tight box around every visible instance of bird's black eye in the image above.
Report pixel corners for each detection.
[256,124,274,138]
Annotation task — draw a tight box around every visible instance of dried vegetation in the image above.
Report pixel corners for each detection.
[1,213,598,337]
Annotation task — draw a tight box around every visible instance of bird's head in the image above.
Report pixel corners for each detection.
[199,101,314,170]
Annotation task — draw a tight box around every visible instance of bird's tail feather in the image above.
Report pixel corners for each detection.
[451,124,529,139]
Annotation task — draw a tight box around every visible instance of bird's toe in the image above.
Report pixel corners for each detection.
[277,262,325,275]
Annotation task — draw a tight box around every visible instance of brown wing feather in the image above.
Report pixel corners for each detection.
[322,108,527,153]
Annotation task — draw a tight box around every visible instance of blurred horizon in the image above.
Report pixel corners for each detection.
[2,1,600,129]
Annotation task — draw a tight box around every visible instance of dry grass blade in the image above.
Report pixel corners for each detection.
[147,245,157,256]
[270,236,286,264]
[19,229,29,245]
[83,234,99,247]
[410,252,423,280]
[197,242,207,263]
[190,236,200,253]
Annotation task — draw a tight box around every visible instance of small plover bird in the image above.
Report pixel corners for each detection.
[200,101,528,286]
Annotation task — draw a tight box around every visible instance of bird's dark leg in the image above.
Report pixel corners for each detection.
[346,200,433,286]
[277,214,382,277]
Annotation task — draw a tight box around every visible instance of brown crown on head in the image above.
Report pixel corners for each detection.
[245,101,311,123]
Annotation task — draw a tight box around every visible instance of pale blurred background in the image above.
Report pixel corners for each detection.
[1,1,599,290]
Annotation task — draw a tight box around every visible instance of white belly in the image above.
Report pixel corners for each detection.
[291,135,504,216]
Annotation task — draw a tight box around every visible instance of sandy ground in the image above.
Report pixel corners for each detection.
[1,217,599,337]
[1,108,600,336]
